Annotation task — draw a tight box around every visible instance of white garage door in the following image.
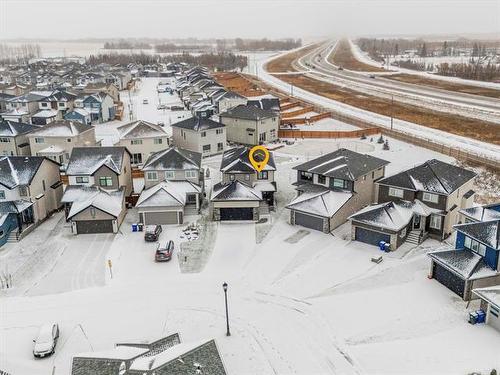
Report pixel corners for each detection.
[144,211,180,225]
[488,304,500,331]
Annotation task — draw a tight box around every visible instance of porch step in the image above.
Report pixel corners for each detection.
[6,230,19,243]
[406,230,422,245]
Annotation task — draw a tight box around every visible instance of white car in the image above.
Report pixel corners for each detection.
[33,323,59,358]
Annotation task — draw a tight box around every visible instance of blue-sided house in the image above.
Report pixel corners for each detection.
[64,108,91,125]
[428,218,500,301]
[0,201,35,247]
[80,92,115,123]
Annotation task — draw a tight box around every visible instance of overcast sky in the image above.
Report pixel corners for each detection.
[0,0,499,40]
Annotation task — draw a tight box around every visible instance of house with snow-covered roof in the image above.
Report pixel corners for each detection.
[74,91,115,123]
[27,120,97,165]
[137,146,203,225]
[0,156,63,245]
[428,218,500,301]
[287,148,389,233]
[115,120,170,166]
[472,286,500,331]
[376,159,476,240]
[459,202,500,224]
[66,146,133,196]
[171,117,226,157]
[0,120,39,156]
[63,108,91,125]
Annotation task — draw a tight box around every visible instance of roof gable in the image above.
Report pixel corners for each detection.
[142,147,201,171]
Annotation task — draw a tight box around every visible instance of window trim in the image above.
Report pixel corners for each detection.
[388,187,404,198]
[429,214,442,230]
[422,192,439,204]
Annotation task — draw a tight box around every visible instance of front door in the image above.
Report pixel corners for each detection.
[413,214,421,229]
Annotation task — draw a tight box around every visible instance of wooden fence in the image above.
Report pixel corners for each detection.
[282,105,315,118]
[278,127,379,139]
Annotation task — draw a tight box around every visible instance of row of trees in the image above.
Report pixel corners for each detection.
[0,43,41,63]
[87,52,248,71]
[155,44,208,53]
[232,38,301,51]
[436,61,500,81]
[104,40,152,49]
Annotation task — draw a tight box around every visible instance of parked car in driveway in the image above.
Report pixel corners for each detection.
[144,225,162,242]
[143,99,149,104]
[33,323,59,358]
[155,240,174,262]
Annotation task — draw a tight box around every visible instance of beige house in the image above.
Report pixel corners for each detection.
[27,120,97,165]
[84,83,120,102]
[115,120,170,166]
[0,120,39,156]
[171,117,226,157]
[219,104,279,146]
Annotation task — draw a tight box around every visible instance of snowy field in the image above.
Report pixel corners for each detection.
[1,78,500,375]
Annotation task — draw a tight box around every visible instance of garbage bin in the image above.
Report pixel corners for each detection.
[132,223,138,232]
[379,241,386,251]
[468,311,478,325]
[476,310,486,323]
[384,243,391,252]
[138,223,144,232]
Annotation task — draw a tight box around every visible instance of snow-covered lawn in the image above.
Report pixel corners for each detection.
[1,78,499,375]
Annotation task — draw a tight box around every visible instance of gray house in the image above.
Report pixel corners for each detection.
[219,104,279,146]
[287,148,389,233]
[376,159,476,240]
[171,117,226,157]
[0,120,39,156]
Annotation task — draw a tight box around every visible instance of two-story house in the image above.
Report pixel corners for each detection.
[0,120,39,156]
[0,156,63,245]
[116,120,170,166]
[136,146,203,225]
[286,149,389,233]
[62,146,132,234]
[27,120,97,165]
[171,117,226,157]
[428,216,500,301]
[75,92,115,123]
[376,159,476,240]
[210,146,276,222]
[219,104,279,146]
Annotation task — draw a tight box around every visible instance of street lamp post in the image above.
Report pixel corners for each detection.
[222,282,230,336]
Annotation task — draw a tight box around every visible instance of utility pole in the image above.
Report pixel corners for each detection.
[222,282,230,336]
[390,95,394,131]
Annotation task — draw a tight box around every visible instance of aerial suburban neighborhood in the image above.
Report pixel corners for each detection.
[0,1,499,374]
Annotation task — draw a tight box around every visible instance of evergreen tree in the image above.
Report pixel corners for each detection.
[420,43,427,57]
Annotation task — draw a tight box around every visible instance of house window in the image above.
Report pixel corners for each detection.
[259,132,266,142]
[154,138,163,144]
[41,102,48,108]
[270,129,276,138]
[478,243,486,256]
[300,171,313,181]
[99,176,113,187]
[216,129,223,135]
[317,175,326,184]
[19,186,27,196]
[67,138,72,142]
[422,192,439,204]
[429,214,442,230]
[400,227,407,238]
[201,131,207,137]
[202,144,211,153]
[464,236,471,249]
[146,171,158,181]
[333,179,345,188]
[59,155,64,164]
[132,153,142,164]
[0,190,5,199]
[58,102,65,108]
[229,174,235,181]
[389,187,404,198]
[90,207,96,218]
[165,171,175,179]
[217,142,224,151]
[363,175,366,181]
[34,137,45,144]
[244,174,250,181]
[185,170,196,179]
[76,176,89,183]
[257,171,268,180]
[131,139,143,145]
[0,138,10,143]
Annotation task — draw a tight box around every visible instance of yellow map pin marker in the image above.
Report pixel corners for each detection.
[249,145,270,172]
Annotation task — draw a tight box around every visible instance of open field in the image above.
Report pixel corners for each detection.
[328,39,385,72]
[387,73,500,99]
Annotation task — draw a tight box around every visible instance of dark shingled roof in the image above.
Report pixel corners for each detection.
[142,146,201,171]
[220,104,277,120]
[428,249,496,279]
[377,159,476,195]
[220,146,276,173]
[171,117,224,131]
[0,156,55,189]
[0,120,39,137]
[454,220,500,250]
[293,148,389,181]
[66,146,130,175]
[211,180,262,201]
[460,204,500,222]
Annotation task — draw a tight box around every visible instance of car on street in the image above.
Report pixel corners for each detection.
[143,99,149,104]
[155,240,174,262]
[157,104,167,110]
[369,74,376,79]
[33,323,59,358]
[144,225,162,242]
[170,105,184,111]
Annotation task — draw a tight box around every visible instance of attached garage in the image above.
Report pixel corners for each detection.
[355,227,391,246]
[76,220,114,234]
[142,211,182,225]
[432,262,465,297]
[220,207,253,221]
[294,212,325,232]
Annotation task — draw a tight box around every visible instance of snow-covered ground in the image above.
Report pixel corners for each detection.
[1,77,499,375]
